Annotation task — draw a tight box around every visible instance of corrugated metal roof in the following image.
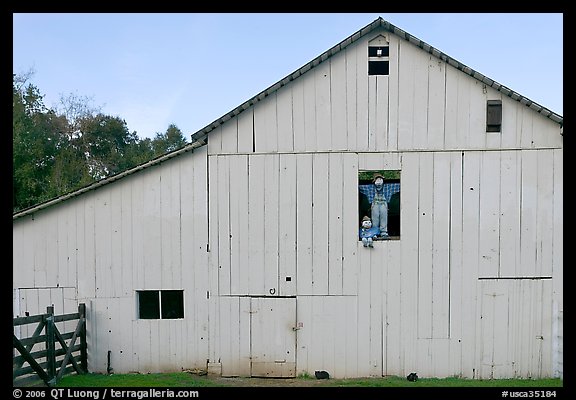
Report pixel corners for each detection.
[13,17,562,220]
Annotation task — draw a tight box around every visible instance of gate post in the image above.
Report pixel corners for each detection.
[78,303,88,373]
[45,305,56,384]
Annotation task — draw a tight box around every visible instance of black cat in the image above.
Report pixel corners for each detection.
[406,372,418,382]
[315,370,330,379]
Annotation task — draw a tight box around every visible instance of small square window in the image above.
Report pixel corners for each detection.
[137,290,184,319]
[486,100,502,132]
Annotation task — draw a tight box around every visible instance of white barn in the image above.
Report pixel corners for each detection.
[13,17,563,380]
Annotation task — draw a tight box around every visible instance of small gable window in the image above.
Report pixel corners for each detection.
[486,100,502,132]
[368,35,390,76]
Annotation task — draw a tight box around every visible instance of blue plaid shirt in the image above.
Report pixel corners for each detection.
[359,183,400,204]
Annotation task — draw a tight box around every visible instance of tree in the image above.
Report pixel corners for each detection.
[151,124,187,157]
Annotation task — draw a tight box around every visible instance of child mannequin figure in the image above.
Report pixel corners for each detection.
[371,174,389,238]
[359,216,380,247]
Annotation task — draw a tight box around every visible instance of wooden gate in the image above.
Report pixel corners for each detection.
[13,303,87,387]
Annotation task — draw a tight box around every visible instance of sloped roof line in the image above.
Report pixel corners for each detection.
[190,16,562,143]
[13,17,563,220]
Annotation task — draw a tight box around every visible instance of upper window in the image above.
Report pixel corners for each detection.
[486,100,502,132]
[358,170,401,241]
[368,45,390,76]
[137,290,184,319]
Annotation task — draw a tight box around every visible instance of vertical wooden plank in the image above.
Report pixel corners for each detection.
[315,61,331,151]
[217,156,231,295]
[356,237,371,376]
[356,38,369,152]
[248,155,266,295]
[492,281,510,378]
[368,75,377,151]
[519,107,534,149]
[95,190,113,297]
[412,49,429,150]
[45,211,59,287]
[448,152,464,375]
[32,214,47,288]
[432,153,451,339]
[219,296,235,376]
[399,152,420,374]
[229,155,249,295]
[345,46,358,151]
[520,150,538,277]
[279,154,297,296]
[207,155,220,363]
[237,108,254,153]
[387,38,400,151]
[417,152,433,339]
[238,297,251,376]
[468,80,486,150]
[118,180,133,298]
[296,154,313,295]
[501,97,519,149]
[207,125,222,155]
[56,208,69,288]
[277,86,294,152]
[292,77,306,153]
[192,147,209,364]
[535,150,554,277]
[295,296,312,375]
[302,71,317,152]
[159,164,174,289]
[221,116,238,154]
[427,57,446,150]
[142,171,161,290]
[342,153,359,295]
[375,75,389,151]
[552,149,563,313]
[328,152,343,295]
[331,51,347,151]
[456,73,472,150]
[253,93,278,152]
[169,162,183,287]
[461,151,481,377]
[264,154,280,295]
[312,153,329,295]
[444,66,459,150]
[478,151,501,278]
[384,241,402,376]
[540,279,554,377]
[254,93,278,153]
[499,151,521,277]
[397,42,415,151]
[128,176,143,294]
[344,295,359,378]
[369,246,383,376]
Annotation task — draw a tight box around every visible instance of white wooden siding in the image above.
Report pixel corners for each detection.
[13,24,562,379]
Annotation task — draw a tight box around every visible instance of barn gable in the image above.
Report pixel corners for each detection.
[13,17,563,381]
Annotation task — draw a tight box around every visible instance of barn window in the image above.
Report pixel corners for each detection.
[358,170,401,241]
[137,290,184,319]
[486,100,502,132]
[368,45,389,76]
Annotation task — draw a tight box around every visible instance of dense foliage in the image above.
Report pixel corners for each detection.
[13,73,188,213]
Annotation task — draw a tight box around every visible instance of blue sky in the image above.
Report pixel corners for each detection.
[13,13,563,141]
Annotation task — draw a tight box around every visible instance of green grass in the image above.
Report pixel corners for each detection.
[57,373,222,387]
[56,373,563,388]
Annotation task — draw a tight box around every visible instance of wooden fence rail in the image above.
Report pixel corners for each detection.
[13,303,87,387]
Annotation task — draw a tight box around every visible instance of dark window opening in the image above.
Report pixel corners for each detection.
[358,170,401,241]
[486,100,502,132]
[368,61,389,76]
[368,46,389,57]
[137,290,184,319]
[368,45,390,76]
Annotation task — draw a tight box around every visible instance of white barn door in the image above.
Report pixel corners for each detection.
[250,297,296,377]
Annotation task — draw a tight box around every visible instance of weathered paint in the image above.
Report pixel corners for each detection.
[13,23,562,380]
